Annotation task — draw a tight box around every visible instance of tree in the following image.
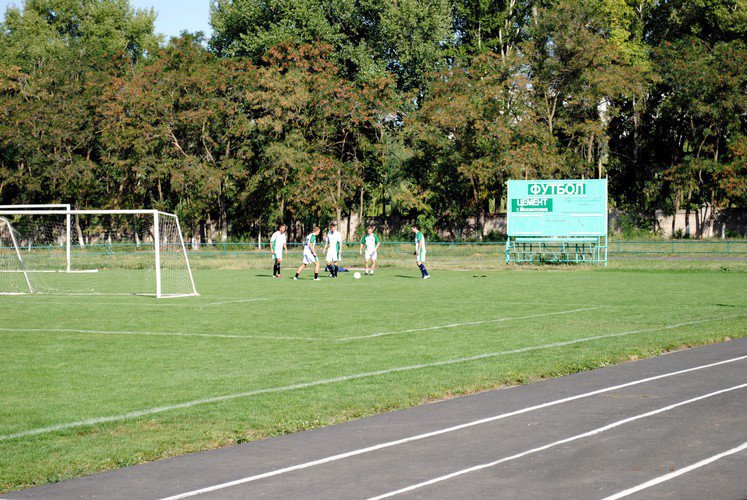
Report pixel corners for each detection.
[210,0,452,91]
[524,0,642,180]
[0,0,158,210]
[451,0,531,59]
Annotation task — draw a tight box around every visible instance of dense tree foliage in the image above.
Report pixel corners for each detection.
[1,0,745,240]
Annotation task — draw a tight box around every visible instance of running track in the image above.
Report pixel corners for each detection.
[9,339,747,499]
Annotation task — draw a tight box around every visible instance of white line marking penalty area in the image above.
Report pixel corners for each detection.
[0,327,320,342]
[0,307,597,344]
[337,307,602,341]
[160,358,747,500]
[369,383,747,499]
[0,316,743,444]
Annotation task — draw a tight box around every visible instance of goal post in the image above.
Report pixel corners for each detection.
[0,217,34,294]
[0,208,198,298]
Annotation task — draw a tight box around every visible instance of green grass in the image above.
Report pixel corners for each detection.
[1,259,746,493]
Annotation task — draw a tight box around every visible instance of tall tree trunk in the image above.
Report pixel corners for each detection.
[359,187,364,233]
[74,211,85,248]
[346,206,352,242]
[336,165,342,229]
[279,193,285,224]
[633,97,640,174]
[684,189,692,238]
[219,179,228,242]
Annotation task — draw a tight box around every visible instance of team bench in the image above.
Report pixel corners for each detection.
[505,236,607,265]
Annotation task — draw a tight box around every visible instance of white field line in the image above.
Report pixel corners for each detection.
[1,297,268,307]
[198,298,272,307]
[0,327,321,342]
[0,316,743,444]
[369,384,747,499]
[602,441,747,500]
[0,307,595,344]
[338,307,602,341]
[3,299,189,307]
[160,359,747,500]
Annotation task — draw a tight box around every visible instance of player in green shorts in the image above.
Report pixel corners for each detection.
[411,224,430,279]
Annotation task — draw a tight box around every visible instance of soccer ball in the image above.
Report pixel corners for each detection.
[353,272,361,279]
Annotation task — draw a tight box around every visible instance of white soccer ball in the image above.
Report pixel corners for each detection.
[353,272,361,279]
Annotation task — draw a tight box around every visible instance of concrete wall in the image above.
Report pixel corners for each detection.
[337,207,747,241]
[338,214,509,241]
[655,208,747,238]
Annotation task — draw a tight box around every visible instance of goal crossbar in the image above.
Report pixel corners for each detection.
[0,209,165,216]
[0,204,71,210]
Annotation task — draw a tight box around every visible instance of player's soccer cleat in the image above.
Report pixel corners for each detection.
[314,278,320,281]
[293,277,298,281]
[423,275,430,280]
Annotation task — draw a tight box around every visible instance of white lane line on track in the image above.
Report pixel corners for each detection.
[0,316,744,444]
[369,384,747,499]
[155,354,747,500]
[337,307,603,341]
[602,441,747,499]
[0,327,320,342]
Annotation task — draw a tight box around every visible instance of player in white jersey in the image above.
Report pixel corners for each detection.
[269,224,288,278]
[322,222,343,278]
[359,226,380,275]
[411,224,430,279]
[294,226,321,281]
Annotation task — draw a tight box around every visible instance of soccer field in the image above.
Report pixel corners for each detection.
[1,262,746,493]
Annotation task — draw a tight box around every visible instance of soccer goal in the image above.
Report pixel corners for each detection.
[0,208,198,298]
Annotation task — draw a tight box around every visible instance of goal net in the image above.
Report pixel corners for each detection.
[0,209,198,298]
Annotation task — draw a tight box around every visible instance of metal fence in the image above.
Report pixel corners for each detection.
[605,239,747,255]
[13,239,746,257]
[187,239,747,256]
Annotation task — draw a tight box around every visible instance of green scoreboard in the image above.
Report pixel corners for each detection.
[507,179,608,237]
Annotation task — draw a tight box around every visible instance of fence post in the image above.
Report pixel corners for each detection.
[617,239,620,254]
[726,240,730,254]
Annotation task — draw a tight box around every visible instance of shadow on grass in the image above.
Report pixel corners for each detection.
[392,274,418,279]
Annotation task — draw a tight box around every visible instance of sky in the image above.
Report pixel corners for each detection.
[0,0,213,39]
